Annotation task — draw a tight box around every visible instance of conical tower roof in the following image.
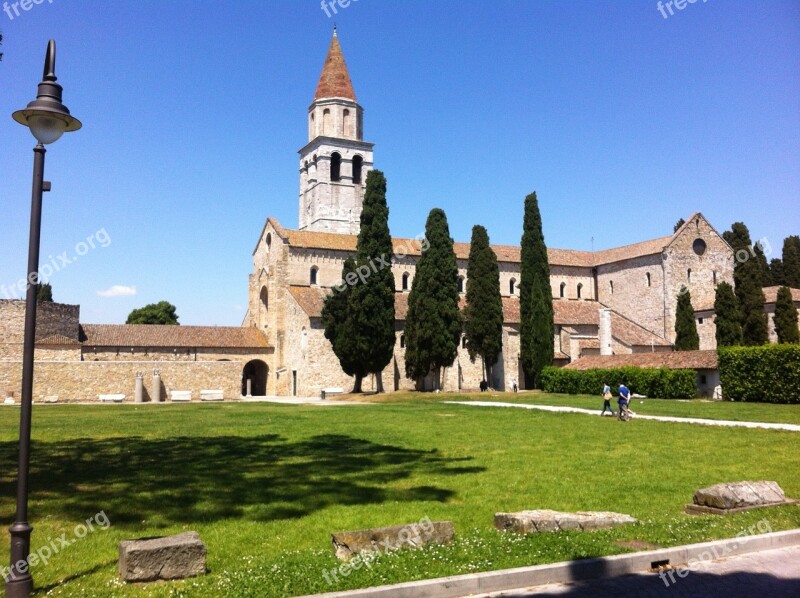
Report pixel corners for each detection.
[314,28,356,101]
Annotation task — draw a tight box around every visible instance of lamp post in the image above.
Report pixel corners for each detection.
[7,40,81,598]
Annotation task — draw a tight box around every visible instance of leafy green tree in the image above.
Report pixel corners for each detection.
[404,208,462,389]
[782,235,800,288]
[774,286,799,344]
[754,242,771,287]
[348,170,396,392]
[36,283,53,302]
[126,301,179,325]
[674,288,700,350]
[724,222,768,345]
[713,282,742,347]
[770,258,785,286]
[464,225,503,383]
[519,192,553,389]
[673,218,686,233]
[322,258,368,392]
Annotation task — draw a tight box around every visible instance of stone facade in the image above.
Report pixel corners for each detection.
[0,300,80,359]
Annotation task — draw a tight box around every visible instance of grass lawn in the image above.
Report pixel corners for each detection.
[0,399,798,597]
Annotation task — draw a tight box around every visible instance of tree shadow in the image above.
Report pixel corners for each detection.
[0,434,484,527]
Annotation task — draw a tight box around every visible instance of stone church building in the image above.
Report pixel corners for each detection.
[241,32,737,396]
[2,32,796,402]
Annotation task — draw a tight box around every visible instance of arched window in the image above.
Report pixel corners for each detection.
[352,155,363,184]
[310,266,318,285]
[400,334,405,348]
[322,108,331,135]
[509,278,516,295]
[577,283,583,299]
[458,276,465,294]
[609,280,614,295]
[402,272,410,291]
[260,286,268,312]
[687,268,692,283]
[330,152,341,182]
[266,233,272,249]
[559,282,566,298]
[646,272,651,287]
[342,108,350,136]
[713,271,717,285]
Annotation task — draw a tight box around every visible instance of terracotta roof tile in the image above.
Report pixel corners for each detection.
[763,286,800,304]
[564,350,718,371]
[288,286,328,318]
[35,334,81,346]
[314,32,356,101]
[80,324,269,349]
[610,312,671,347]
[282,223,671,268]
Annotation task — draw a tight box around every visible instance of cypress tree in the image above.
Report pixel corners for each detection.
[519,192,553,389]
[774,286,799,344]
[674,288,700,350]
[724,222,768,345]
[770,258,785,287]
[349,170,396,392]
[782,235,800,288]
[464,225,503,384]
[754,242,771,287]
[404,208,462,389]
[36,282,53,302]
[322,258,368,392]
[713,282,742,347]
[673,218,686,233]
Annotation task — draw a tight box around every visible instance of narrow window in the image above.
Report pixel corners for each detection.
[698,317,704,324]
[342,108,350,136]
[713,271,717,285]
[458,276,465,294]
[322,108,330,135]
[577,283,583,299]
[687,268,692,283]
[310,266,318,285]
[646,272,651,287]
[509,278,516,295]
[402,272,410,291]
[400,334,405,348]
[352,155,363,184]
[559,282,566,298]
[461,335,467,348]
[330,152,341,182]
[610,280,614,295]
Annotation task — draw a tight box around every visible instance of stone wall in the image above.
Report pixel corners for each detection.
[0,301,80,359]
[0,360,241,403]
[596,253,664,338]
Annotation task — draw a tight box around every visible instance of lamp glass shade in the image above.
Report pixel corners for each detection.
[27,113,68,145]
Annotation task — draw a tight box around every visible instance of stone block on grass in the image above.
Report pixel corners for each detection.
[494,510,636,534]
[331,519,454,561]
[686,480,796,515]
[119,531,206,582]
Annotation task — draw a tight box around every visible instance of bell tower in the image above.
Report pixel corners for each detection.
[298,28,374,234]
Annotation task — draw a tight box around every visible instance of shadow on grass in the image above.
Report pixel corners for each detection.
[0,434,483,527]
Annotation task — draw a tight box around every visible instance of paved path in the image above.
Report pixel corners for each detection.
[242,396,369,406]
[469,544,800,597]
[446,401,800,432]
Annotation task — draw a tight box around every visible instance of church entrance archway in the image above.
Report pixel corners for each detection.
[242,359,268,396]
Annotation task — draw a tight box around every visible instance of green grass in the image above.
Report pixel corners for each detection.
[0,399,798,596]
[432,391,800,424]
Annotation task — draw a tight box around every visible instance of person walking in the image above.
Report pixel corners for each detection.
[617,381,631,421]
[600,383,615,416]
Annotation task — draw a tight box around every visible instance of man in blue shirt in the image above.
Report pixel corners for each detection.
[617,382,631,420]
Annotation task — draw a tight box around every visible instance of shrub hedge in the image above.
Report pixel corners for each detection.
[718,344,800,404]
[541,366,696,399]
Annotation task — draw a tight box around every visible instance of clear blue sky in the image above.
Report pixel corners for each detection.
[1,1,798,325]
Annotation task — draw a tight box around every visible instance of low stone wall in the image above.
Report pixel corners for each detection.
[0,360,242,402]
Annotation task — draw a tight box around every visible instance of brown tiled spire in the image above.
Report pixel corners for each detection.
[314,27,356,101]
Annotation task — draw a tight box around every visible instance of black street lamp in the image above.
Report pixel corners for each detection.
[7,40,81,598]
